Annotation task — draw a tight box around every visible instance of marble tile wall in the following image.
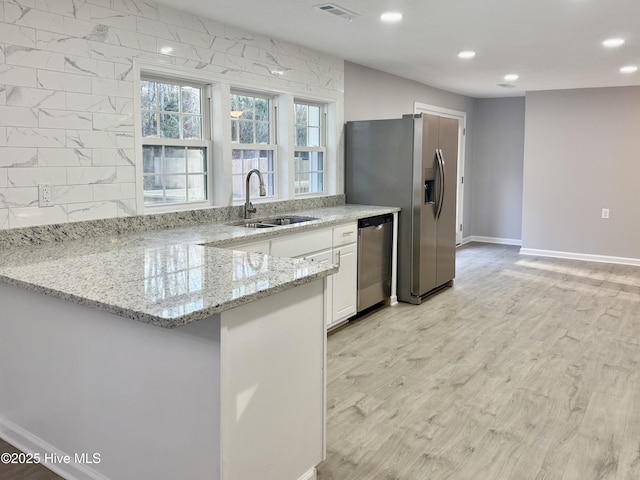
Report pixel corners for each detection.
[0,0,345,230]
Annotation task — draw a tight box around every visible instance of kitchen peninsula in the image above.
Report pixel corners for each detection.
[0,203,399,480]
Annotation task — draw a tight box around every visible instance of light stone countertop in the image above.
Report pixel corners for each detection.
[0,205,399,328]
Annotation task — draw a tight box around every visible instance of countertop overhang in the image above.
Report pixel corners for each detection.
[0,205,399,328]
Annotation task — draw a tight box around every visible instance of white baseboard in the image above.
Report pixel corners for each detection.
[461,236,522,246]
[0,417,109,480]
[519,248,640,267]
[389,295,398,306]
[298,467,317,480]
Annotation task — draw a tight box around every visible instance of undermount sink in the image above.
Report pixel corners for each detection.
[227,215,319,229]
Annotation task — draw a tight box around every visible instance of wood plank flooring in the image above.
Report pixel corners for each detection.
[0,439,62,480]
[4,242,640,479]
[317,242,640,480]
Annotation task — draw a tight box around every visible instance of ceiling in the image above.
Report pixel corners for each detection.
[154,0,640,98]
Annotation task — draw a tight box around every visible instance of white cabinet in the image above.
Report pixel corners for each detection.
[331,243,357,327]
[270,229,332,258]
[304,249,334,330]
[226,239,270,254]
[227,221,359,330]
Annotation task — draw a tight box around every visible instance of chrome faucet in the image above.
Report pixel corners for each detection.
[244,169,266,219]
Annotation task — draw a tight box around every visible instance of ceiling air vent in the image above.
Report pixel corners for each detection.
[497,83,516,89]
[316,3,360,21]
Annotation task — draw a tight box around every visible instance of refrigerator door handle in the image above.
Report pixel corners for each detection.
[436,149,446,219]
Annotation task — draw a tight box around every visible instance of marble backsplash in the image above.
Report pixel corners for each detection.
[0,0,344,230]
[0,195,346,249]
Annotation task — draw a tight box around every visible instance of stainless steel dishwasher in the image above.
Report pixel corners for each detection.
[357,214,393,312]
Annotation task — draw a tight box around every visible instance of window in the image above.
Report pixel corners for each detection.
[294,102,325,195]
[140,78,209,206]
[230,92,276,200]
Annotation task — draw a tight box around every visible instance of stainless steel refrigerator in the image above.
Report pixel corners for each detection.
[345,113,458,304]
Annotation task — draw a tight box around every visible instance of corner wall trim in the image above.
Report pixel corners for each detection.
[461,236,522,246]
[519,248,640,267]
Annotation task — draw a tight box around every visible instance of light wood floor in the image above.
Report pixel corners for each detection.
[318,242,640,480]
[4,242,640,479]
[0,438,62,480]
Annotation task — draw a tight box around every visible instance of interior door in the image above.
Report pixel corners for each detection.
[436,116,459,286]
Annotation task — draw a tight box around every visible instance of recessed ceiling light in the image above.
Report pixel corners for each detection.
[504,74,519,81]
[620,65,638,74]
[458,51,476,59]
[603,38,625,48]
[380,12,402,22]
[159,46,174,55]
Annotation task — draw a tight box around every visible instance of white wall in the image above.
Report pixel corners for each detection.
[0,0,343,229]
[470,97,524,242]
[522,86,640,259]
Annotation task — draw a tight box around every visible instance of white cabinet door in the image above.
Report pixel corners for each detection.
[331,243,357,326]
[305,250,333,329]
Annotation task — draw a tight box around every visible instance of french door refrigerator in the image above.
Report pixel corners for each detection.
[345,113,458,304]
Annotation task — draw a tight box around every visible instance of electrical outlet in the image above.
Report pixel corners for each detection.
[601,208,610,219]
[39,184,53,207]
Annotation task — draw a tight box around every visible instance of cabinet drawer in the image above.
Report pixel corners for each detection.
[333,222,358,247]
[270,228,333,258]
[226,240,270,254]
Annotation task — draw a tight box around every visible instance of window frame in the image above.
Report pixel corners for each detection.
[229,89,278,202]
[140,75,212,210]
[293,100,327,196]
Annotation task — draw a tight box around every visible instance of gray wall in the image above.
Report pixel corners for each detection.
[470,97,525,241]
[522,86,640,258]
[344,62,471,121]
[344,62,477,238]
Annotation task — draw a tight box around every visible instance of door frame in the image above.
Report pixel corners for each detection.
[413,102,466,245]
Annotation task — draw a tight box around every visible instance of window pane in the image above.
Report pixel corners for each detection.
[296,126,307,147]
[159,83,179,112]
[165,147,186,174]
[258,150,273,172]
[255,121,269,144]
[310,172,323,193]
[296,104,307,126]
[239,121,254,144]
[182,115,202,139]
[312,151,324,171]
[143,175,164,204]
[164,175,187,203]
[188,175,207,201]
[254,97,269,121]
[309,105,320,127]
[231,120,239,143]
[181,86,201,114]
[141,81,157,110]
[141,111,158,137]
[187,148,205,173]
[295,172,309,194]
[143,146,162,173]
[160,113,180,139]
[295,151,309,172]
[308,126,320,147]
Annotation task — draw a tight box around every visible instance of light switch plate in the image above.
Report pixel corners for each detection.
[601,208,610,219]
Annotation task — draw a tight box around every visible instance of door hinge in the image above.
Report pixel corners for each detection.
[463,127,466,136]
[460,224,463,232]
[461,176,464,184]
